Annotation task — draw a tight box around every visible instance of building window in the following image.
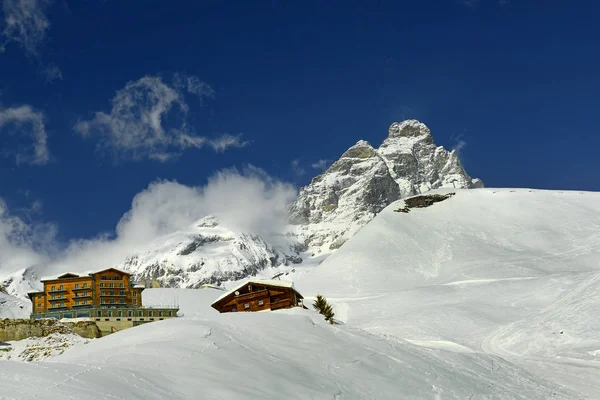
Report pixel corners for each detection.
[59,285,64,290]
[120,299,125,304]
[258,300,264,306]
[114,276,120,280]
[109,283,114,288]
[128,311,132,317]
[97,311,102,317]
[138,311,143,317]
[231,307,237,312]
[120,291,125,296]
[83,300,88,305]
[60,302,64,307]
[108,311,112,317]
[118,311,122,317]
[51,286,55,291]
[133,299,137,305]
[158,311,162,317]
[102,276,108,280]
[119,282,124,288]
[37,295,42,299]
[244,303,250,309]
[133,292,137,297]
[168,311,172,316]
[74,284,79,289]
[110,291,115,295]
[37,303,42,308]
[75,300,79,306]
[83,283,88,288]
[110,299,115,304]
[100,283,104,288]
[101,299,105,304]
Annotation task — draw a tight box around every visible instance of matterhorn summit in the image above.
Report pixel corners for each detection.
[290,119,482,253]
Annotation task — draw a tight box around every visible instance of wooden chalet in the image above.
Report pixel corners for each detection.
[211,280,304,313]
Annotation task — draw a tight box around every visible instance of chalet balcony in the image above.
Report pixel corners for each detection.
[234,289,268,301]
[73,293,92,298]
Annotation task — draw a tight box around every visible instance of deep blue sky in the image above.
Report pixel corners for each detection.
[1,0,599,241]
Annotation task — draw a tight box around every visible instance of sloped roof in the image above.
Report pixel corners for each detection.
[212,279,300,306]
[40,268,131,282]
[40,272,86,282]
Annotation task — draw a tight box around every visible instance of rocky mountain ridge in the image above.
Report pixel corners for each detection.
[289,119,482,253]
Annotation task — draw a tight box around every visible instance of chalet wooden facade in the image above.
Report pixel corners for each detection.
[211,280,304,313]
[27,268,178,325]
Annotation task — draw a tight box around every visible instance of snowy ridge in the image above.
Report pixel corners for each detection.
[298,188,600,397]
[117,216,305,288]
[290,119,481,254]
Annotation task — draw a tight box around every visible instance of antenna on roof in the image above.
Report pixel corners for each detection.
[271,272,284,281]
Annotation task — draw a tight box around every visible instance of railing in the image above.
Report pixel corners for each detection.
[71,286,90,291]
[72,303,92,307]
[234,289,268,301]
[49,297,67,301]
[47,288,68,293]
[99,294,127,296]
[144,304,180,309]
[73,294,91,298]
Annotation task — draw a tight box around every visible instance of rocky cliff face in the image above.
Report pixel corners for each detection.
[290,120,482,253]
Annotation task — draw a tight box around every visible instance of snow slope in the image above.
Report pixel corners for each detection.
[298,188,600,397]
[0,292,29,319]
[0,288,575,399]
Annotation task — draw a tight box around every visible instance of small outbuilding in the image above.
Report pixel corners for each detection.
[211,280,304,313]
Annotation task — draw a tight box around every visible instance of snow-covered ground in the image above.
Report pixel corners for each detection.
[1,188,599,399]
[0,292,29,319]
[0,287,576,399]
[298,188,600,398]
[0,332,89,362]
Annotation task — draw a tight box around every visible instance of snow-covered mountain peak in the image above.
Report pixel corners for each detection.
[290,119,482,253]
[388,119,431,138]
[340,140,376,159]
[196,215,219,228]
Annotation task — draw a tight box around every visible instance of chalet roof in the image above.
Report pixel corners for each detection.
[40,268,131,282]
[212,279,300,305]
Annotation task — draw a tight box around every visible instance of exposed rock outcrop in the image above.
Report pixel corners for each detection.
[0,318,101,342]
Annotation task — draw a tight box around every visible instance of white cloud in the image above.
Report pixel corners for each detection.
[74,75,247,162]
[1,167,297,281]
[1,0,53,56]
[0,105,50,165]
[311,159,329,171]
[450,134,467,155]
[290,159,305,177]
[207,133,250,152]
[0,198,55,279]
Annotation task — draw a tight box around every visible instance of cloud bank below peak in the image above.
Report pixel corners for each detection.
[0,166,296,284]
[74,74,249,162]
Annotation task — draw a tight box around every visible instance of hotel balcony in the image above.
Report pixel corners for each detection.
[47,288,68,293]
[73,293,92,298]
[71,286,91,291]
